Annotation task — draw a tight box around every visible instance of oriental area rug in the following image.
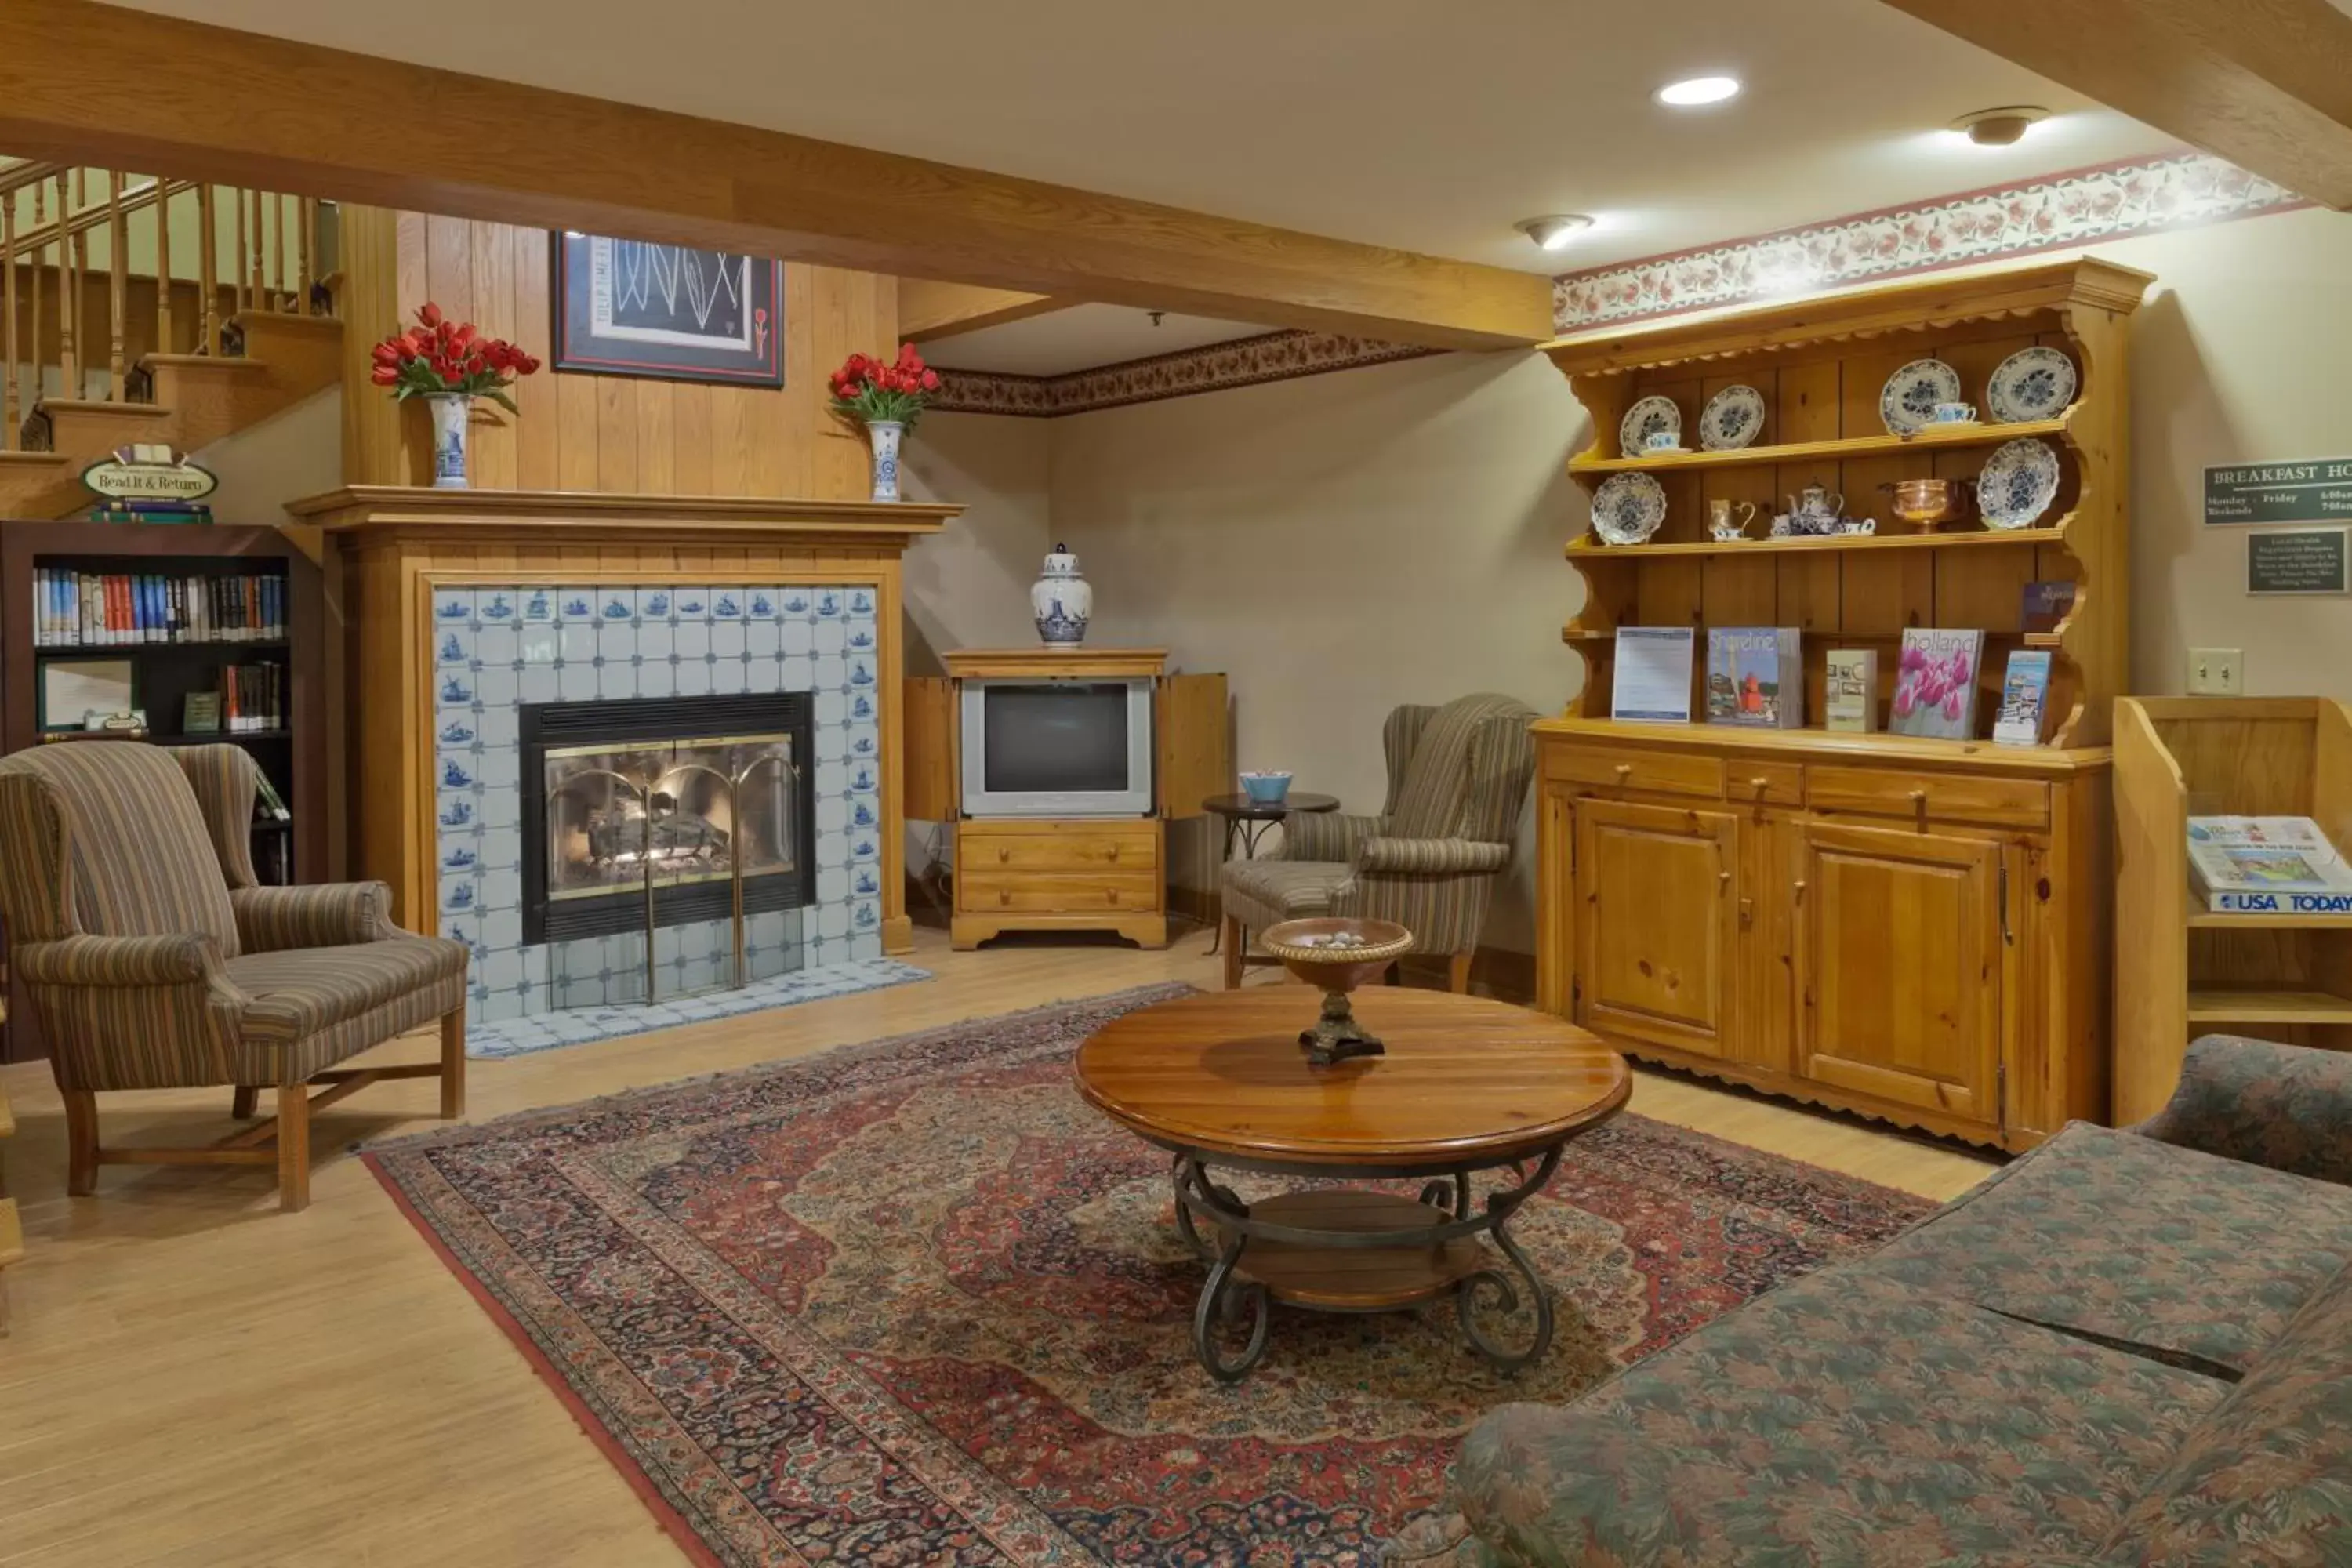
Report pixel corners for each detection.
[365,984,1933,1566]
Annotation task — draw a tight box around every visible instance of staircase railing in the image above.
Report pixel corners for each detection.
[0,160,336,452]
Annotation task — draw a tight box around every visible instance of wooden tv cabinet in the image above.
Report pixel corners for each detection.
[904,648,1226,951]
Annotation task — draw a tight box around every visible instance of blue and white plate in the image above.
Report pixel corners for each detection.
[1976,437,2062,529]
[1986,347,2078,423]
[1880,358,1964,435]
[1618,395,1682,458]
[1590,472,1668,546]
[1699,384,1766,451]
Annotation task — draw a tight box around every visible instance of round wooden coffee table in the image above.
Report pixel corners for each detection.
[1075,987,1630,1381]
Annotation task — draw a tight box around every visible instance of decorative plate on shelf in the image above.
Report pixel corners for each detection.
[1986,347,2078,423]
[1590,472,1668,546]
[1699,384,1766,451]
[1976,437,2063,529]
[1878,358,1964,435]
[1619,395,1682,457]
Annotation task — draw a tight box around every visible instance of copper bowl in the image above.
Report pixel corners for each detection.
[1259,917,1415,1065]
[1883,477,1974,532]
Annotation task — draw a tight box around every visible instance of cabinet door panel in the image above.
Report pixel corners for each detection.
[1576,799,1738,1058]
[1797,822,2002,1123]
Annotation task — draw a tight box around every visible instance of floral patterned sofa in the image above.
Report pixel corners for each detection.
[1396,1035,2352,1567]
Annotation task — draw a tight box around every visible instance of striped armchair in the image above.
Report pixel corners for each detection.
[0,742,468,1210]
[1218,692,1537,992]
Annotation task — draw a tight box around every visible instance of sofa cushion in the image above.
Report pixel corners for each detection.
[2096,1261,2352,1565]
[1856,1123,2352,1375]
[1445,1269,2227,1566]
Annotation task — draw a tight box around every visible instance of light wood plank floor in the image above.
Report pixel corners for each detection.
[0,927,1994,1567]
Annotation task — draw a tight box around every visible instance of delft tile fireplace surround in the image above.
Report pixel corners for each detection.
[433,580,893,1029]
[294,487,962,1049]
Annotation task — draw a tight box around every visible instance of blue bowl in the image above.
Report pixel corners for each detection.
[1240,771,1293,805]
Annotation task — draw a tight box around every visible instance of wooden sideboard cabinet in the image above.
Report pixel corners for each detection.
[1535,720,2111,1151]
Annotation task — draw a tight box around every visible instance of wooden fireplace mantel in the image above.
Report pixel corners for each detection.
[288,486,960,550]
[302,486,962,956]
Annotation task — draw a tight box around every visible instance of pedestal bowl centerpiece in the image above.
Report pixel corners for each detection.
[1258,916,1415,1065]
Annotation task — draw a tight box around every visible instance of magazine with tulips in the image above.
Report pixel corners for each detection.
[1888,628,1985,740]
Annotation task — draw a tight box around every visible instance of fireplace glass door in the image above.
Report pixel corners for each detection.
[543,733,799,907]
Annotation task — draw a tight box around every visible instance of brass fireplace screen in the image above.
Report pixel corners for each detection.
[542,732,801,997]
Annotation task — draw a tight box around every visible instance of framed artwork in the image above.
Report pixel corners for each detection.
[550,233,785,387]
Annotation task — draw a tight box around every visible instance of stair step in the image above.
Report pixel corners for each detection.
[37,398,172,419]
[231,309,338,336]
[142,353,270,374]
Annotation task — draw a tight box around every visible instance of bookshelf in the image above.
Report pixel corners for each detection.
[0,520,322,864]
[1531,257,2151,1152]
[2114,696,2352,1122]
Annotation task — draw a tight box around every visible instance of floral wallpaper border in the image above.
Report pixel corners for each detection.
[1552,150,2307,332]
[930,330,1438,418]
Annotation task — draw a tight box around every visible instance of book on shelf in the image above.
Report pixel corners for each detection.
[1704,628,1803,728]
[220,662,285,734]
[1889,629,1986,740]
[252,769,292,822]
[32,568,286,648]
[2021,579,2077,635]
[1992,649,2055,746]
[2187,817,2352,914]
[1824,649,1878,733]
[1611,626,1695,724]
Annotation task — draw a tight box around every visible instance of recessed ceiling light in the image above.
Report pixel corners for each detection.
[1657,75,1741,108]
[1951,105,2050,147]
[1516,214,1597,252]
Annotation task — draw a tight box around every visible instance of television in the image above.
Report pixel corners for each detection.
[960,677,1155,817]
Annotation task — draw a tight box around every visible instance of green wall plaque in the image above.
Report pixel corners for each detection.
[2205,459,2352,525]
[2247,527,2350,595]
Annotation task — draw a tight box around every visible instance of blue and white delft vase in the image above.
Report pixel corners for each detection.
[1031,542,1091,646]
[426,394,471,489]
[866,419,905,503]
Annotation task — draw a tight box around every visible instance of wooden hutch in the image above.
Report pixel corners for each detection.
[1532,257,2151,1152]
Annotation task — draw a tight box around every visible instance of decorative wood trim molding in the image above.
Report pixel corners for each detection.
[288,486,960,550]
[930,330,1439,418]
[1551,151,2307,333]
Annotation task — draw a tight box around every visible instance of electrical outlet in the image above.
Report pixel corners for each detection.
[2188,648,2244,695]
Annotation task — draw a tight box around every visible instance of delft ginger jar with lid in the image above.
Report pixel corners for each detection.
[1031,542,1091,646]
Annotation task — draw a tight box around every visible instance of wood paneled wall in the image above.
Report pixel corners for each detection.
[339,209,895,499]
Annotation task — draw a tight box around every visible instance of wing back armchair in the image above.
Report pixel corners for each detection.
[0,742,469,1210]
[1218,691,1537,991]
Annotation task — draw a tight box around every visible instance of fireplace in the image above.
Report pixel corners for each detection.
[521,692,816,948]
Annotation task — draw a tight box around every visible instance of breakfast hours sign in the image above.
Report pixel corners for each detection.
[2205,458,2352,525]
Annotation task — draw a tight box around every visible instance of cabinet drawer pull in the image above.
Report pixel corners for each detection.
[998,846,1011,862]
[1749,775,1769,794]
[1907,789,1929,802]
[998,889,1011,906]
[1613,763,1635,782]
[1793,878,1806,905]
[1106,845,1120,862]
[1105,888,1121,906]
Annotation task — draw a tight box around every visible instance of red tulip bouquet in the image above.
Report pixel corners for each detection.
[828,343,941,430]
[368,303,541,411]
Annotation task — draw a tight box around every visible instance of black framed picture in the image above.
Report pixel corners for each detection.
[550,233,785,387]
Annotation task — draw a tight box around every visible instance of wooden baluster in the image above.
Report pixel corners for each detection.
[296,197,314,317]
[29,182,44,412]
[107,170,127,400]
[155,179,174,356]
[272,193,288,313]
[2,193,16,452]
[235,185,250,313]
[198,183,217,354]
[59,174,78,401]
[246,188,263,309]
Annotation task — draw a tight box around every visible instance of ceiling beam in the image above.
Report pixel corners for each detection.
[899,281,1067,343]
[0,2,1551,350]
[1877,0,2352,208]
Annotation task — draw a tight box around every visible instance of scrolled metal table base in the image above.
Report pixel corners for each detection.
[1167,1145,1563,1382]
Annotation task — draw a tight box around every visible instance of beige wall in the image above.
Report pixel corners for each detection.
[2096,208,2352,700]
[902,412,1056,673]
[1047,351,1588,948]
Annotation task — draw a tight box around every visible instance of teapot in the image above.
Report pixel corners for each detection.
[1784,483,1846,521]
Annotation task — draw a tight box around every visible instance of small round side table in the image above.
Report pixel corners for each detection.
[1200,792,1339,955]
